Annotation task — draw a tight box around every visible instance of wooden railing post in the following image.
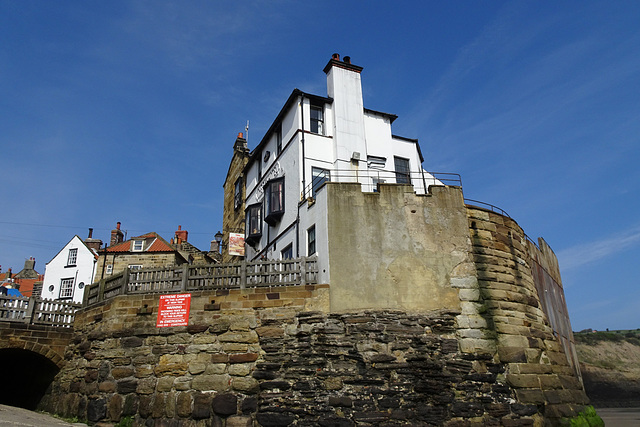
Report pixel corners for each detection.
[240,261,247,290]
[122,269,130,295]
[300,256,307,286]
[98,279,106,303]
[181,264,189,291]
[26,297,36,325]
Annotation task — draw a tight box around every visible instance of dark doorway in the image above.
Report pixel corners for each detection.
[0,348,60,410]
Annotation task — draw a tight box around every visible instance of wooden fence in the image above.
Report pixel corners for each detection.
[0,295,80,328]
[85,256,319,307]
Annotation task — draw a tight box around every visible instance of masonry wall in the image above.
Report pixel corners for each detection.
[464,206,588,420]
[325,183,473,313]
[96,253,183,280]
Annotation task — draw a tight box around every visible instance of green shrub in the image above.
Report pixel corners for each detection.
[560,406,604,427]
[115,416,134,427]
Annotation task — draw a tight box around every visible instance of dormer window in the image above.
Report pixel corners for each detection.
[132,240,144,252]
[310,105,324,135]
[264,177,285,226]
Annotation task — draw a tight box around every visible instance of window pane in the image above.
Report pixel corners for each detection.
[394,157,410,184]
[308,226,316,255]
[311,168,330,198]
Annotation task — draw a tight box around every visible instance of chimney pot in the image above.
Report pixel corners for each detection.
[88,228,93,239]
[238,132,243,139]
[116,222,121,230]
[344,56,351,64]
[332,53,340,61]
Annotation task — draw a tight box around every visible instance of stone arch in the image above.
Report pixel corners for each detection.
[0,337,65,368]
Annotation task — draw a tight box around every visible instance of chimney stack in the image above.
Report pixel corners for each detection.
[85,227,103,251]
[110,222,124,246]
[234,132,248,152]
[174,225,188,245]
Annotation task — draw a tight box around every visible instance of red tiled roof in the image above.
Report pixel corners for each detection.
[105,232,175,253]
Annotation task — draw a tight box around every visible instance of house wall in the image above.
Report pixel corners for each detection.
[221,139,250,263]
[42,236,97,303]
[325,183,472,312]
[95,253,184,281]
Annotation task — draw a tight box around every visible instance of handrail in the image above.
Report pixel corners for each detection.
[302,168,461,199]
[465,199,541,250]
[84,256,319,307]
[0,295,80,328]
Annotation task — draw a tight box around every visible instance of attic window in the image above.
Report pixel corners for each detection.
[67,248,78,266]
[310,105,324,135]
[132,240,144,252]
[234,178,242,210]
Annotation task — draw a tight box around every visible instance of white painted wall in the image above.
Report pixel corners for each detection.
[42,235,97,303]
[241,57,442,263]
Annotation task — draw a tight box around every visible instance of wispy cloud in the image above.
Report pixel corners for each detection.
[558,225,640,271]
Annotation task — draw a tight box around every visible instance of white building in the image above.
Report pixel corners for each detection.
[41,234,100,303]
[241,54,444,280]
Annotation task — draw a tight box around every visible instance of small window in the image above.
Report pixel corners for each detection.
[67,248,78,266]
[311,167,330,198]
[310,105,324,135]
[106,265,113,275]
[281,244,293,260]
[264,177,285,225]
[59,278,74,299]
[394,156,410,184]
[276,125,282,155]
[128,265,143,270]
[234,178,243,210]
[245,203,262,244]
[132,240,144,252]
[307,225,316,256]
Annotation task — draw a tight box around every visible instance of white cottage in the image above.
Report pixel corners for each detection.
[41,233,100,303]
[241,54,443,281]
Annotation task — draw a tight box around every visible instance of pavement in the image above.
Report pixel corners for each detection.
[0,405,86,427]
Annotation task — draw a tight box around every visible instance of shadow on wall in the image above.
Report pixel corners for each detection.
[0,348,60,410]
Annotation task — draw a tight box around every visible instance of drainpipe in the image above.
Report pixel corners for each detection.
[297,95,306,257]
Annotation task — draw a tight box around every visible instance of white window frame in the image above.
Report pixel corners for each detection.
[394,156,411,184]
[132,240,144,252]
[59,278,74,299]
[106,264,113,275]
[67,248,78,266]
[311,167,330,198]
[310,105,324,135]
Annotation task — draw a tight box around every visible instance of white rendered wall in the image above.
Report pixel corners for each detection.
[42,236,96,303]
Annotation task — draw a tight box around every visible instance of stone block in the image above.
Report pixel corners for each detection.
[192,374,230,392]
[231,377,259,394]
[176,392,193,418]
[136,377,157,395]
[174,376,191,391]
[212,393,238,416]
[226,416,252,427]
[156,376,174,392]
[192,393,212,419]
[458,288,481,301]
[111,367,134,379]
[515,389,545,404]
[229,363,252,376]
[205,363,227,375]
[506,374,541,388]
[229,352,259,363]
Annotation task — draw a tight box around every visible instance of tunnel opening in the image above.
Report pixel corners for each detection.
[0,348,60,410]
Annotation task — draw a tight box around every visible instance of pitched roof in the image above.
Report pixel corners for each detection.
[105,232,176,253]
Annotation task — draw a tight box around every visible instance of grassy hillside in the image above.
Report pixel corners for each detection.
[574,329,640,407]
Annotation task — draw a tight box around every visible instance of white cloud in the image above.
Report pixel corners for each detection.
[558,225,640,271]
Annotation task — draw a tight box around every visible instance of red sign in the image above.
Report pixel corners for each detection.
[156,293,191,328]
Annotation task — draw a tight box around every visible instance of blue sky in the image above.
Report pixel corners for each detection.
[1,1,638,331]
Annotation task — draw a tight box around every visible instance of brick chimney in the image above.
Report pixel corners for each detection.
[234,132,248,152]
[85,228,103,251]
[174,225,188,244]
[110,222,124,246]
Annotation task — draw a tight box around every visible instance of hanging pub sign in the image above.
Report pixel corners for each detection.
[229,232,245,256]
[156,293,191,328]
